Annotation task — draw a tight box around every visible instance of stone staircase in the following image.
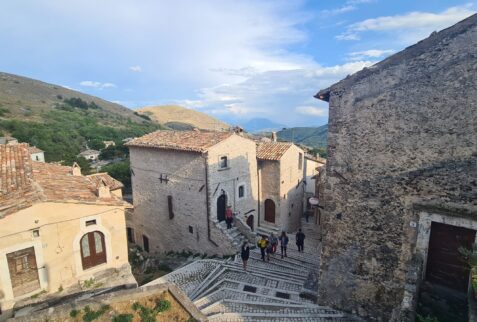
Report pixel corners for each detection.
[148,217,362,321]
[216,220,248,249]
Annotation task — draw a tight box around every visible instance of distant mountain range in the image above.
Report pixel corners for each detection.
[240,118,285,133]
[138,105,230,131]
[277,124,328,148]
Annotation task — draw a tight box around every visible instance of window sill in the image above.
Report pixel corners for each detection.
[218,167,230,171]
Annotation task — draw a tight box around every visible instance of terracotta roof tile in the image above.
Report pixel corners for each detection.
[0,144,129,217]
[125,130,234,152]
[87,173,124,190]
[28,146,44,154]
[257,142,293,161]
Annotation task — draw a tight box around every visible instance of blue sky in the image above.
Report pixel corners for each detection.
[0,1,475,127]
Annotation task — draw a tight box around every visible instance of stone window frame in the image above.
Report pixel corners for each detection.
[218,154,230,171]
[237,182,246,200]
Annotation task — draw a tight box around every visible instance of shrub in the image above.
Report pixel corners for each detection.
[112,314,134,322]
[155,299,171,312]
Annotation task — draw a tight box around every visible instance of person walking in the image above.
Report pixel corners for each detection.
[241,241,250,271]
[279,231,289,258]
[257,235,268,261]
[266,238,273,261]
[269,233,278,254]
[225,206,233,229]
[296,228,305,252]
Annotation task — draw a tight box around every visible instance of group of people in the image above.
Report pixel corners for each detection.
[240,229,306,271]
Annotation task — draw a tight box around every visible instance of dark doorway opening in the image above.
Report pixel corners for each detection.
[246,215,254,231]
[264,199,276,223]
[7,247,40,296]
[417,222,476,322]
[217,194,227,222]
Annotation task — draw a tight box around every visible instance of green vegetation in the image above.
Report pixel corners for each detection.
[309,147,327,158]
[131,299,171,322]
[134,111,151,121]
[112,314,134,322]
[82,305,111,321]
[416,314,439,322]
[0,107,10,116]
[277,124,328,149]
[70,309,79,318]
[0,99,162,162]
[82,278,95,288]
[101,160,131,189]
[99,144,129,160]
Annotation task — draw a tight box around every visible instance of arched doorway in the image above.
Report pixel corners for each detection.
[217,194,227,222]
[80,231,107,270]
[264,199,276,223]
[246,215,254,231]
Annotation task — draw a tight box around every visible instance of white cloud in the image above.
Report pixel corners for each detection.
[79,80,116,89]
[347,49,395,61]
[295,106,328,117]
[129,65,142,72]
[321,5,356,16]
[337,5,476,42]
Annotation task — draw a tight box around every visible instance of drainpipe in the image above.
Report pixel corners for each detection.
[204,153,218,247]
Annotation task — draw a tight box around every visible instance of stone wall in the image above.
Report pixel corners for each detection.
[317,15,477,321]
[258,160,281,227]
[130,147,236,256]
[279,144,305,232]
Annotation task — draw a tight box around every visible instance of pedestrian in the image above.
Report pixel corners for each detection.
[257,235,268,261]
[266,238,273,261]
[225,205,233,229]
[296,228,305,252]
[279,231,289,258]
[241,241,250,271]
[269,233,278,254]
[305,210,310,223]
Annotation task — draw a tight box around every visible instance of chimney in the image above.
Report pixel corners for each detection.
[72,162,82,176]
[233,126,244,136]
[271,132,277,142]
[97,179,111,199]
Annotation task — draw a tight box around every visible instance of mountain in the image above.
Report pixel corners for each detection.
[277,124,328,148]
[138,105,230,131]
[0,72,162,162]
[0,72,148,124]
[241,118,285,133]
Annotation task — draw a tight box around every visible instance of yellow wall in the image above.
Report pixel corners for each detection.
[0,202,129,306]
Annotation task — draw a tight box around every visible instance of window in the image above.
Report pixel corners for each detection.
[85,219,96,226]
[219,156,228,169]
[127,227,135,243]
[35,156,39,161]
[32,229,40,237]
[188,226,193,234]
[80,231,106,270]
[238,185,245,198]
[298,153,303,170]
[168,195,174,219]
[143,235,150,253]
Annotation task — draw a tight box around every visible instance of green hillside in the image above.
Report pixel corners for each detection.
[0,72,163,162]
[277,124,328,148]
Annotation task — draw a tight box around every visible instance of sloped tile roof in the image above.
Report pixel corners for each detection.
[125,130,234,152]
[256,142,293,161]
[0,144,129,217]
[28,146,44,154]
[87,173,124,190]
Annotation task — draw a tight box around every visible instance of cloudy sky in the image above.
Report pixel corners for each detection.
[0,1,475,127]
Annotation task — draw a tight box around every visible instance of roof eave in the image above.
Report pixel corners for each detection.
[315,88,331,102]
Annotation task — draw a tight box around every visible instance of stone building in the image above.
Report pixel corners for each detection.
[303,154,325,213]
[127,130,258,256]
[78,149,100,161]
[0,144,134,317]
[256,142,305,233]
[315,14,477,321]
[27,146,45,163]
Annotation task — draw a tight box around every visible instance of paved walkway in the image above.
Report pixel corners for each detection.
[148,217,362,321]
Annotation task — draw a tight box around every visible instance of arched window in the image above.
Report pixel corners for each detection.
[80,231,107,270]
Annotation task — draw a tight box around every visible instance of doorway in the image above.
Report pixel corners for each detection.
[80,231,107,270]
[264,199,276,223]
[217,194,227,222]
[246,215,254,231]
[7,247,40,297]
[426,222,475,292]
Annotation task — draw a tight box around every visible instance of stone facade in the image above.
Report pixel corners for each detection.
[258,144,305,232]
[315,14,477,321]
[129,133,258,256]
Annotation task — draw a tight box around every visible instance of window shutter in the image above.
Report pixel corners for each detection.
[168,195,174,219]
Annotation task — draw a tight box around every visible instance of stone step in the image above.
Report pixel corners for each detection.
[189,265,226,300]
[204,299,345,317]
[223,262,307,285]
[207,310,349,321]
[248,252,310,273]
[250,248,319,269]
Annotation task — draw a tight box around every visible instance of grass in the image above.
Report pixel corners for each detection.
[82,305,110,321]
[112,314,134,322]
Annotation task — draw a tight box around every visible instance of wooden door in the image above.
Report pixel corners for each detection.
[80,231,107,270]
[426,222,476,292]
[246,215,254,231]
[217,194,227,222]
[264,199,276,223]
[7,247,40,296]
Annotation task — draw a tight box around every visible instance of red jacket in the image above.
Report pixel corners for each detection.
[225,208,233,219]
